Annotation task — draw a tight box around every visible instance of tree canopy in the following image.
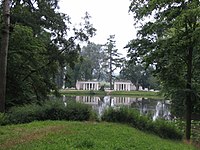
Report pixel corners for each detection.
[120,63,159,90]
[103,35,125,89]
[0,0,96,110]
[127,0,200,140]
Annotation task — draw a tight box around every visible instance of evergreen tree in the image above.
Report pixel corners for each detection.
[103,35,124,90]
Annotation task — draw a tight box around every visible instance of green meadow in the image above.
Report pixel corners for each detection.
[0,121,196,150]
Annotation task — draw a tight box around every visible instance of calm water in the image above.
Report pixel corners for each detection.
[61,95,172,120]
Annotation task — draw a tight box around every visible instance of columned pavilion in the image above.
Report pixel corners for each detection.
[76,81,100,90]
[114,81,135,91]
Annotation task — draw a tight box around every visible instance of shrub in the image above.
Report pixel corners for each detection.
[0,113,8,125]
[39,100,66,120]
[5,100,97,124]
[154,119,183,139]
[102,107,183,140]
[102,107,139,124]
[65,100,95,121]
[6,103,42,124]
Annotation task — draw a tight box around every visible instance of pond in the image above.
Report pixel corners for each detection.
[61,95,172,120]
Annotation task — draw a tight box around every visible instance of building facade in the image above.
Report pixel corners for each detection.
[76,81,100,90]
[113,81,136,91]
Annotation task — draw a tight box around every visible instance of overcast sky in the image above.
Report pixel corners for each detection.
[58,0,137,56]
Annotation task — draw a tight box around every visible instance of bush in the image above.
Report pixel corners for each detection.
[65,100,96,121]
[39,100,66,120]
[102,107,183,140]
[5,100,97,125]
[0,113,8,125]
[154,119,183,139]
[6,103,42,124]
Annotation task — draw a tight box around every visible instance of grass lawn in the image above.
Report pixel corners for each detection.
[109,90,163,99]
[0,121,196,150]
[59,89,107,96]
[60,89,163,99]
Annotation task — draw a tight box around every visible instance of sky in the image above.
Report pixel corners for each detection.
[58,0,137,56]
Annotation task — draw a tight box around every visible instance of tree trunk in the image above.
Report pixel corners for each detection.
[185,46,193,141]
[136,80,139,91]
[109,71,112,90]
[0,0,10,113]
[109,51,112,90]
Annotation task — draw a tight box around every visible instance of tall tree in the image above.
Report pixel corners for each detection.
[1,1,96,109]
[127,0,200,140]
[103,35,124,90]
[120,63,158,90]
[0,0,10,113]
[81,42,104,81]
[64,42,106,88]
[6,24,52,106]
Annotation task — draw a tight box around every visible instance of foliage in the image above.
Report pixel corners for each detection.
[0,113,7,125]
[120,62,159,90]
[127,0,200,140]
[1,1,96,109]
[0,121,196,150]
[175,119,200,145]
[4,100,97,125]
[102,35,125,89]
[102,107,183,140]
[64,100,97,121]
[80,42,105,81]
[64,42,106,87]
[6,24,52,107]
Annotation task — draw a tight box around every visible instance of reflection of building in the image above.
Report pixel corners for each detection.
[152,101,171,120]
[69,95,171,120]
[114,81,136,91]
[76,96,100,105]
[112,97,137,105]
[76,81,100,90]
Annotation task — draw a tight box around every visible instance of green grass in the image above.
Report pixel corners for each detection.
[60,90,163,99]
[59,89,107,96]
[0,121,196,150]
[109,91,163,99]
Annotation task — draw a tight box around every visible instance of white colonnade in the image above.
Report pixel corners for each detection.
[76,81,99,90]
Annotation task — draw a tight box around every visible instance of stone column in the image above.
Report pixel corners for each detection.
[85,83,88,90]
[128,84,130,91]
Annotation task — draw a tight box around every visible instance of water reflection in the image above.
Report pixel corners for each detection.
[62,95,171,120]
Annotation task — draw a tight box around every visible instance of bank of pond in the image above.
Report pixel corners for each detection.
[59,89,163,99]
[1,100,175,139]
[0,95,199,149]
